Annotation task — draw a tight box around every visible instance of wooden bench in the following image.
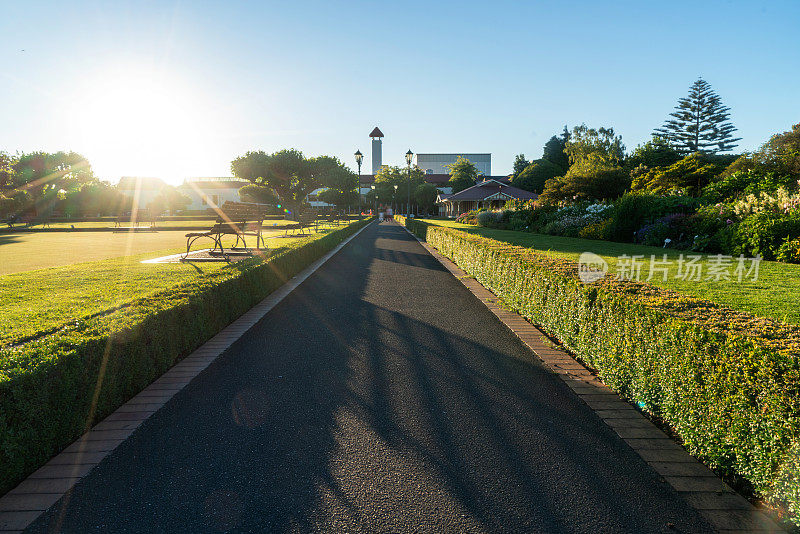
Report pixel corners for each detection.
[115,209,156,229]
[183,202,268,260]
[283,210,318,236]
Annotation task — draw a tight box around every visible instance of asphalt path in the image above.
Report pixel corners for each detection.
[27,221,714,533]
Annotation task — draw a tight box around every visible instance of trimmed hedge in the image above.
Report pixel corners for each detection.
[0,219,371,495]
[401,217,800,525]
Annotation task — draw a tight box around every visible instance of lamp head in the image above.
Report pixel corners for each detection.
[354,150,363,165]
[405,150,413,165]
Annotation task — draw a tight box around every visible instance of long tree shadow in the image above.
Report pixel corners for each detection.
[26,222,712,533]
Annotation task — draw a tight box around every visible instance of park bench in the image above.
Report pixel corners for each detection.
[182,202,268,260]
[115,209,156,229]
[283,209,318,236]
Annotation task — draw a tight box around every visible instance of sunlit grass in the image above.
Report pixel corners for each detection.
[0,224,345,345]
[418,219,800,326]
[0,222,335,275]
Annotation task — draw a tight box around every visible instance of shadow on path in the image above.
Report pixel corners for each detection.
[26,222,713,533]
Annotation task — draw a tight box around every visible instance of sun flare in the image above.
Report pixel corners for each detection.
[69,67,212,183]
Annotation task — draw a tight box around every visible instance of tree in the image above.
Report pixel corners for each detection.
[565,124,625,167]
[654,78,741,153]
[0,151,13,190]
[538,163,630,204]
[722,122,800,180]
[512,154,529,179]
[239,184,278,205]
[512,159,562,193]
[372,165,426,210]
[312,156,359,210]
[626,136,682,170]
[230,149,322,213]
[415,182,439,214]
[542,126,570,171]
[148,185,191,216]
[631,153,730,195]
[446,156,479,193]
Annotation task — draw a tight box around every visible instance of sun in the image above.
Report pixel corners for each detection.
[69,66,212,183]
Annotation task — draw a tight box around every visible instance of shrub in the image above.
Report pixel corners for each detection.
[578,218,613,240]
[608,192,701,242]
[731,212,800,260]
[512,159,563,193]
[776,237,800,264]
[0,219,371,496]
[403,218,800,526]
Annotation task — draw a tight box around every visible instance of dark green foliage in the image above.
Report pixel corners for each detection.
[722,123,800,180]
[539,164,629,203]
[239,184,279,205]
[512,154,529,178]
[632,153,729,195]
[231,149,333,212]
[446,156,479,193]
[655,78,741,153]
[0,220,371,496]
[512,159,562,193]
[403,218,800,526]
[542,126,570,171]
[626,137,682,169]
[608,192,701,241]
[415,182,439,213]
[729,212,800,261]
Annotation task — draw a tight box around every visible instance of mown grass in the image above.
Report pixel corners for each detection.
[419,219,800,326]
[0,222,343,275]
[0,227,343,345]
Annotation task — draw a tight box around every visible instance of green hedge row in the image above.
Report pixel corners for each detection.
[401,217,800,525]
[0,219,371,495]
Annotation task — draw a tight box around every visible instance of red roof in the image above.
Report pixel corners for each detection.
[440,179,537,202]
[369,127,384,138]
[358,174,451,186]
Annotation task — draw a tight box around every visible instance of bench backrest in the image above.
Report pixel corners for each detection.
[216,202,269,224]
[298,210,317,225]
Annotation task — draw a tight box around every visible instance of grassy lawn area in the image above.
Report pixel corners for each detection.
[0,222,340,275]
[5,219,299,230]
[418,219,800,326]
[0,223,349,346]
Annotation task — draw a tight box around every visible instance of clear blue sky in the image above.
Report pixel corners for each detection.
[1,0,799,184]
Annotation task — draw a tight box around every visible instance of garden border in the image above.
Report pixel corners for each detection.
[0,219,374,533]
[396,217,783,534]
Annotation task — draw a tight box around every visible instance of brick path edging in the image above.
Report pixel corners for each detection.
[398,222,783,534]
[0,221,375,534]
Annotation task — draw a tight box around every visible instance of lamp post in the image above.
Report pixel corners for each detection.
[370,185,376,214]
[405,149,413,217]
[354,150,363,218]
[393,184,398,216]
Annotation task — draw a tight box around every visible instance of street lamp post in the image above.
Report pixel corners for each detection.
[405,149,413,217]
[393,184,398,216]
[354,150,363,218]
[370,185,376,214]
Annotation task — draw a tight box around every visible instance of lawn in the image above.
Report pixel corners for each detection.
[0,224,347,345]
[9,219,298,230]
[0,222,330,275]
[418,219,800,326]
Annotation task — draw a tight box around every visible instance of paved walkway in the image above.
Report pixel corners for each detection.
[26,221,714,533]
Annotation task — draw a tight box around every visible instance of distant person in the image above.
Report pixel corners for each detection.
[386,207,393,220]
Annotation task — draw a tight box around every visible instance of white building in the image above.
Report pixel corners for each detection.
[116,177,167,209]
[416,153,491,176]
[178,177,250,211]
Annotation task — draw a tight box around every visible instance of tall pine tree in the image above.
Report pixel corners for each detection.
[655,78,740,154]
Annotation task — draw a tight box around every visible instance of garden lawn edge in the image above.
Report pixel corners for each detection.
[0,218,373,496]
[399,216,800,527]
